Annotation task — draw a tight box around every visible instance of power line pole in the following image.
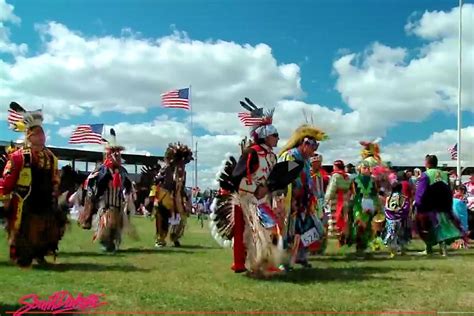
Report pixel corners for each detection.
[456,0,463,184]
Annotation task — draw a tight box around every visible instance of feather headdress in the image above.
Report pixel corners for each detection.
[164,142,193,165]
[239,98,277,140]
[279,124,328,156]
[8,102,43,133]
[359,138,382,166]
[104,128,125,152]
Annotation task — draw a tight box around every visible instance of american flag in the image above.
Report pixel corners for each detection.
[69,124,105,144]
[7,108,23,125]
[448,143,458,160]
[238,112,264,127]
[161,88,190,110]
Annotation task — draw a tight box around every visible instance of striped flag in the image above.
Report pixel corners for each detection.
[69,124,105,144]
[448,143,458,160]
[7,108,23,125]
[161,88,190,110]
[238,112,263,127]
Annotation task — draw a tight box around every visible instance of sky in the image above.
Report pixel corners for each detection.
[0,0,473,188]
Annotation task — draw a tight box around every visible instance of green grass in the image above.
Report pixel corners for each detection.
[1,216,473,315]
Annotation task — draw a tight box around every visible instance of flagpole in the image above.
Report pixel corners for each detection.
[189,84,195,190]
[195,141,198,190]
[456,0,463,184]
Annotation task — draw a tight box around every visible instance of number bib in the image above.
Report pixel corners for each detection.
[361,197,375,213]
[169,213,181,225]
[300,227,319,247]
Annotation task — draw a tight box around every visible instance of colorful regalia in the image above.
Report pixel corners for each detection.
[310,154,329,219]
[277,124,328,269]
[309,154,330,254]
[210,98,286,277]
[0,102,67,267]
[0,141,21,222]
[151,143,193,248]
[451,190,469,249]
[414,162,464,255]
[347,161,382,255]
[324,160,352,246]
[383,183,411,257]
[79,129,133,253]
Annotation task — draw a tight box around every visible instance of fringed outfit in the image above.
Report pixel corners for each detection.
[277,124,328,269]
[279,148,324,267]
[86,163,132,252]
[347,174,381,253]
[1,148,66,266]
[414,168,464,253]
[210,98,286,277]
[151,143,192,248]
[237,143,282,275]
[383,192,411,256]
[310,166,329,253]
[324,170,352,246]
[0,102,66,267]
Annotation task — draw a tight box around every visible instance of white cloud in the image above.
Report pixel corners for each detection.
[0,0,27,55]
[383,126,474,166]
[0,22,302,119]
[0,0,19,24]
[334,4,474,126]
[405,6,473,41]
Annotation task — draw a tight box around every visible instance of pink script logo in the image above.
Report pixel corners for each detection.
[13,290,107,316]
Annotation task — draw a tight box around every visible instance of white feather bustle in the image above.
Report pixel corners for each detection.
[215,156,233,181]
[209,219,229,248]
[210,198,218,213]
[209,212,217,221]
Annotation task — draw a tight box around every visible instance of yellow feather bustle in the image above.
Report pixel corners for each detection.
[278,124,328,156]
[10,121,27,132]
[6,142,21,154]
[8,102,43,134]
[359,140,382,167]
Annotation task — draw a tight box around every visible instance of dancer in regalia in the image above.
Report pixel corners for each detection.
[309,153,330,254]
[310,154,329,220]
[347,160,381,256]
[278,124,328,270]
[451,184,469,249]
[210,98,289,277]
[324,160,352,247]
[151,143,193,248]
[0,102,67,267]
[383,181,411,257]
[80,129,133,253]
[415,155,465,256]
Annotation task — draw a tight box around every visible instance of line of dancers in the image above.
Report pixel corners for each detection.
[210,99,471,278]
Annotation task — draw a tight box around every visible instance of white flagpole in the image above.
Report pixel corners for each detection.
[195,141,198,190]
[456,0,463,184]
[189,85,195,190]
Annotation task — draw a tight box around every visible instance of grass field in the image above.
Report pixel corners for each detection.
[0,216,473,315]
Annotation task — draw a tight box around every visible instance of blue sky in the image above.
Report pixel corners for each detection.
[1,0,473,186]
